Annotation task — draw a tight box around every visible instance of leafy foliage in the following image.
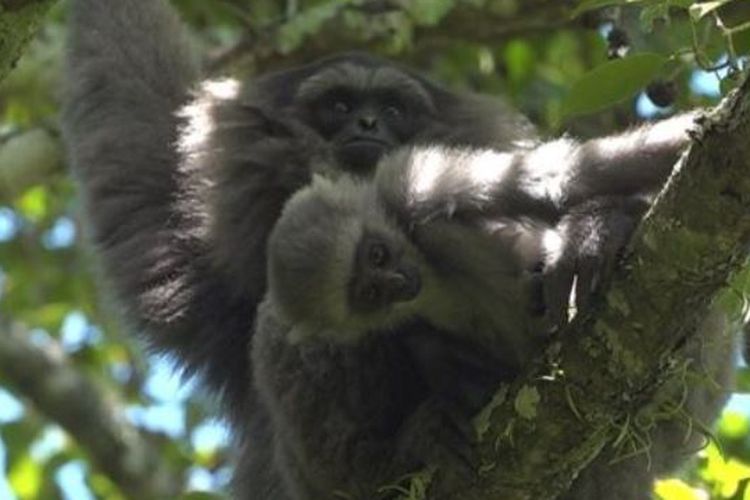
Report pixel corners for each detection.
[562,53,667,116]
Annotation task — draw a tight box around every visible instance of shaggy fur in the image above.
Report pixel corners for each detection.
[63,1,730,498]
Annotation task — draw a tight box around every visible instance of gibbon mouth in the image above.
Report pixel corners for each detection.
[345,137,389,147]
[339,140,390,170]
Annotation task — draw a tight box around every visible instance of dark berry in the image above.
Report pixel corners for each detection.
[646,80,678,108]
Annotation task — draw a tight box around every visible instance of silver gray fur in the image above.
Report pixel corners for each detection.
[263,140,734,499]
[63,0,733,498]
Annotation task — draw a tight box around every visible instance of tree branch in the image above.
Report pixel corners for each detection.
[422,77,750,498]
[0,320,182,498]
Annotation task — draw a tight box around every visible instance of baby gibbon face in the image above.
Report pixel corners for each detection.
[348,231,422,314]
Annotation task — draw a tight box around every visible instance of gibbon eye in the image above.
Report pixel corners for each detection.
[383,105,403,118]
[368,243,390,268]
[332,100,351,114]
[364,284,381,302]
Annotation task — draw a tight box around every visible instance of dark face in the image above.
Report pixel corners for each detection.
[304,86,430,172]
[349,233,421,313]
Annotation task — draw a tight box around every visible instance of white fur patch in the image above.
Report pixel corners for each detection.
[520,139,575,206]
[409,147,447,199]
[542,228,564,264]
[178,78,240,155]
[466,149,514,193]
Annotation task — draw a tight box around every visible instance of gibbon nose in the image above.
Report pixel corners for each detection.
[358,115,378,130]
[382,268,421,303]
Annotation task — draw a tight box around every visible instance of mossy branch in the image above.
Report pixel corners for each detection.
[419,76,750,499]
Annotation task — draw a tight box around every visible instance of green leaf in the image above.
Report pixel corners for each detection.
[1,420,41,455]
[405,0,453,26]
[8,454,42,500]
[21,302,69,331]
[732,25,750,55]
[720,73,742,96]
[654,478,704,499]
[514,385,540,420]
[718,411,750,440]
[735,366,750,392]
[562,53,667,117]
[16,185,49,222]
[503,40,536,86]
